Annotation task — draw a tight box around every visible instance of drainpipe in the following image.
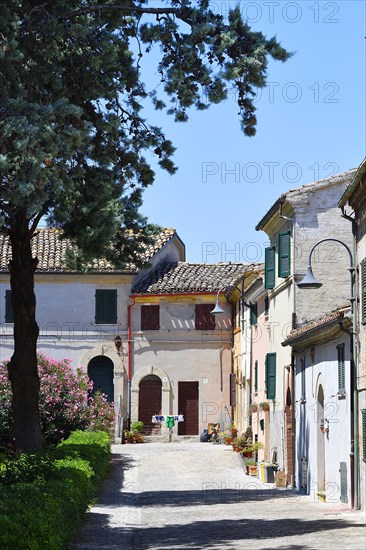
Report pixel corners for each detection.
[127,296,135,430]
[291,351,296,488]
[341,208,360,510]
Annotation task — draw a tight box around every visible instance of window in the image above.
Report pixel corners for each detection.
[265,353,276,399]
[278,231,291,278]
[5,290,14,323]
[300,358,306,402]
[195,304,215,330]
[230,373,236,407]
[361,259,366,324]
[265,246,275,289]
[337,344,346,395]
[254,360,258,392]
[141,305,160,330]
[264,296,269,317]
[250,303,258,326]
[95,289,117,324]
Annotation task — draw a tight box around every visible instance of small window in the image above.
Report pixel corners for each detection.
[254,360,258,392]
[300,358,306,402]
[337,344,346,395]
[95,289,117,324]
[278,231,291,278]
[195,304,215,330]
[265,246,275,289]
[141,305,160,330]
[5,290,14,323]
[250,303,258,326]
[264,296,269,317]
[265,353,276,400]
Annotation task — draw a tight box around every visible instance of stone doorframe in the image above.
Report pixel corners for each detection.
[79,343,125,404]
[131,366,171,424]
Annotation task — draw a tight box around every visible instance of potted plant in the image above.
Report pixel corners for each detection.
[259,401,270,412]
[123,430,134,443]
[240,441,264,458]
[244,458,258,476]
[131,420,144,443]
[228,423,238,438]
[220,431,232,445]
[249,403,258,414]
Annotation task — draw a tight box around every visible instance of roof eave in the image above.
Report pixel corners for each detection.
[338,157,366,208]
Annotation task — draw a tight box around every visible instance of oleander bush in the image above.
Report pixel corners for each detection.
[0,430,111,550]
[0,354,115,448]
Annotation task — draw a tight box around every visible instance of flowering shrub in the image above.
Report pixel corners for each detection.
[0,355,115,447]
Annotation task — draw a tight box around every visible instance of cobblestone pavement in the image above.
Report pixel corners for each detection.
[71,442,366,550]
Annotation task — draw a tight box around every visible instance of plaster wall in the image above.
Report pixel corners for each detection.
[295,337,352,504]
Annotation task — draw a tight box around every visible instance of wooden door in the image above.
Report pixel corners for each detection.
[139,375,162,435]
[178,382,199,435]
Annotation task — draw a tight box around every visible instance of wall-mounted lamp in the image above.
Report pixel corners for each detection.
[114,335,122,355]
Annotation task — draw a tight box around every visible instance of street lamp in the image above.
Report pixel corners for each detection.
[296,237,359,509]
[211,285,248,315]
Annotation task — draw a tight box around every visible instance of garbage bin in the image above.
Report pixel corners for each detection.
[258,463,266,482]
[264,463,278,483]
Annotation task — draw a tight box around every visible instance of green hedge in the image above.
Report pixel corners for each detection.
[0,430,111,550]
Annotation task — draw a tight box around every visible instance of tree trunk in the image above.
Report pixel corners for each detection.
[7,221,42,452]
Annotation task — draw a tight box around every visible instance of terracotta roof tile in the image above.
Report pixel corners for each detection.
[133,261,257,294]
[282,305,350,345]
[0,227,176,273]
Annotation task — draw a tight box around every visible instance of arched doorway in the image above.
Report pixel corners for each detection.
[317,384,325,494]
[88,356,114,403]
[139,375,162,435]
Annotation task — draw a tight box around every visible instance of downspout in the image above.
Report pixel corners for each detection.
[127,296,135,430]
[291,351,296,488]
[340,208,359,510]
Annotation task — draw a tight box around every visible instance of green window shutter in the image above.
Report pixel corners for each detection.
[362,409,366,461]
[265,246,275,289]
[250,303,258,325]
[361,259,366,324]
[5,290,14,323]
[337,344,346,394]
[95,289,117,324]
[254,360,258,392]
[266,353,276,400]
[278,231,291,278]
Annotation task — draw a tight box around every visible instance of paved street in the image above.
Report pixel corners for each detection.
[72,442,366,550]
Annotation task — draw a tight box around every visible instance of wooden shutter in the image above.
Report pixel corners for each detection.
[278,231,291,278]
[266,353,276,399]
[230,373,236,407]
[362,409,366,461]
[195,304,215,330]
[5,290,14,323]
[141,305,160,330]
[337,344,345,394]
[250,303,258,325]
[361,259,366,324]
[95,289,117,324]
[254,360,258,391]
[265,246,275,289]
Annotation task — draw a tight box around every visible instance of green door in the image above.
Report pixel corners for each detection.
[88,356,114,403]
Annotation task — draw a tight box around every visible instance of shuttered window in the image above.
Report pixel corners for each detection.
[264,296,269,317]
[361,259,366,324]
[254,360,258,392]
[265,353,276,399]
[230,373,236,407]
[300,358,306,401]
[362,409,366,462]
[265,246,275,289]
[95,289,117,324]
[195,304,215,330]
[141,305,160,330]
[278,231,291,278]
[5,290,14,323]
[337,344,346,395]
[250,303,258,326]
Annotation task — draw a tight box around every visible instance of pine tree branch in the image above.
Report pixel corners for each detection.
[62,4,192,24]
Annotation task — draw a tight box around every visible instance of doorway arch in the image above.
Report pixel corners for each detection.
[88,355,114,403]
[317,384,325,493]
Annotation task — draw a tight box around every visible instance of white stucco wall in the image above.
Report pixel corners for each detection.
[295,336,352,504]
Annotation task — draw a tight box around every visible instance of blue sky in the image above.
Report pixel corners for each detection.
[140,0,365,263]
